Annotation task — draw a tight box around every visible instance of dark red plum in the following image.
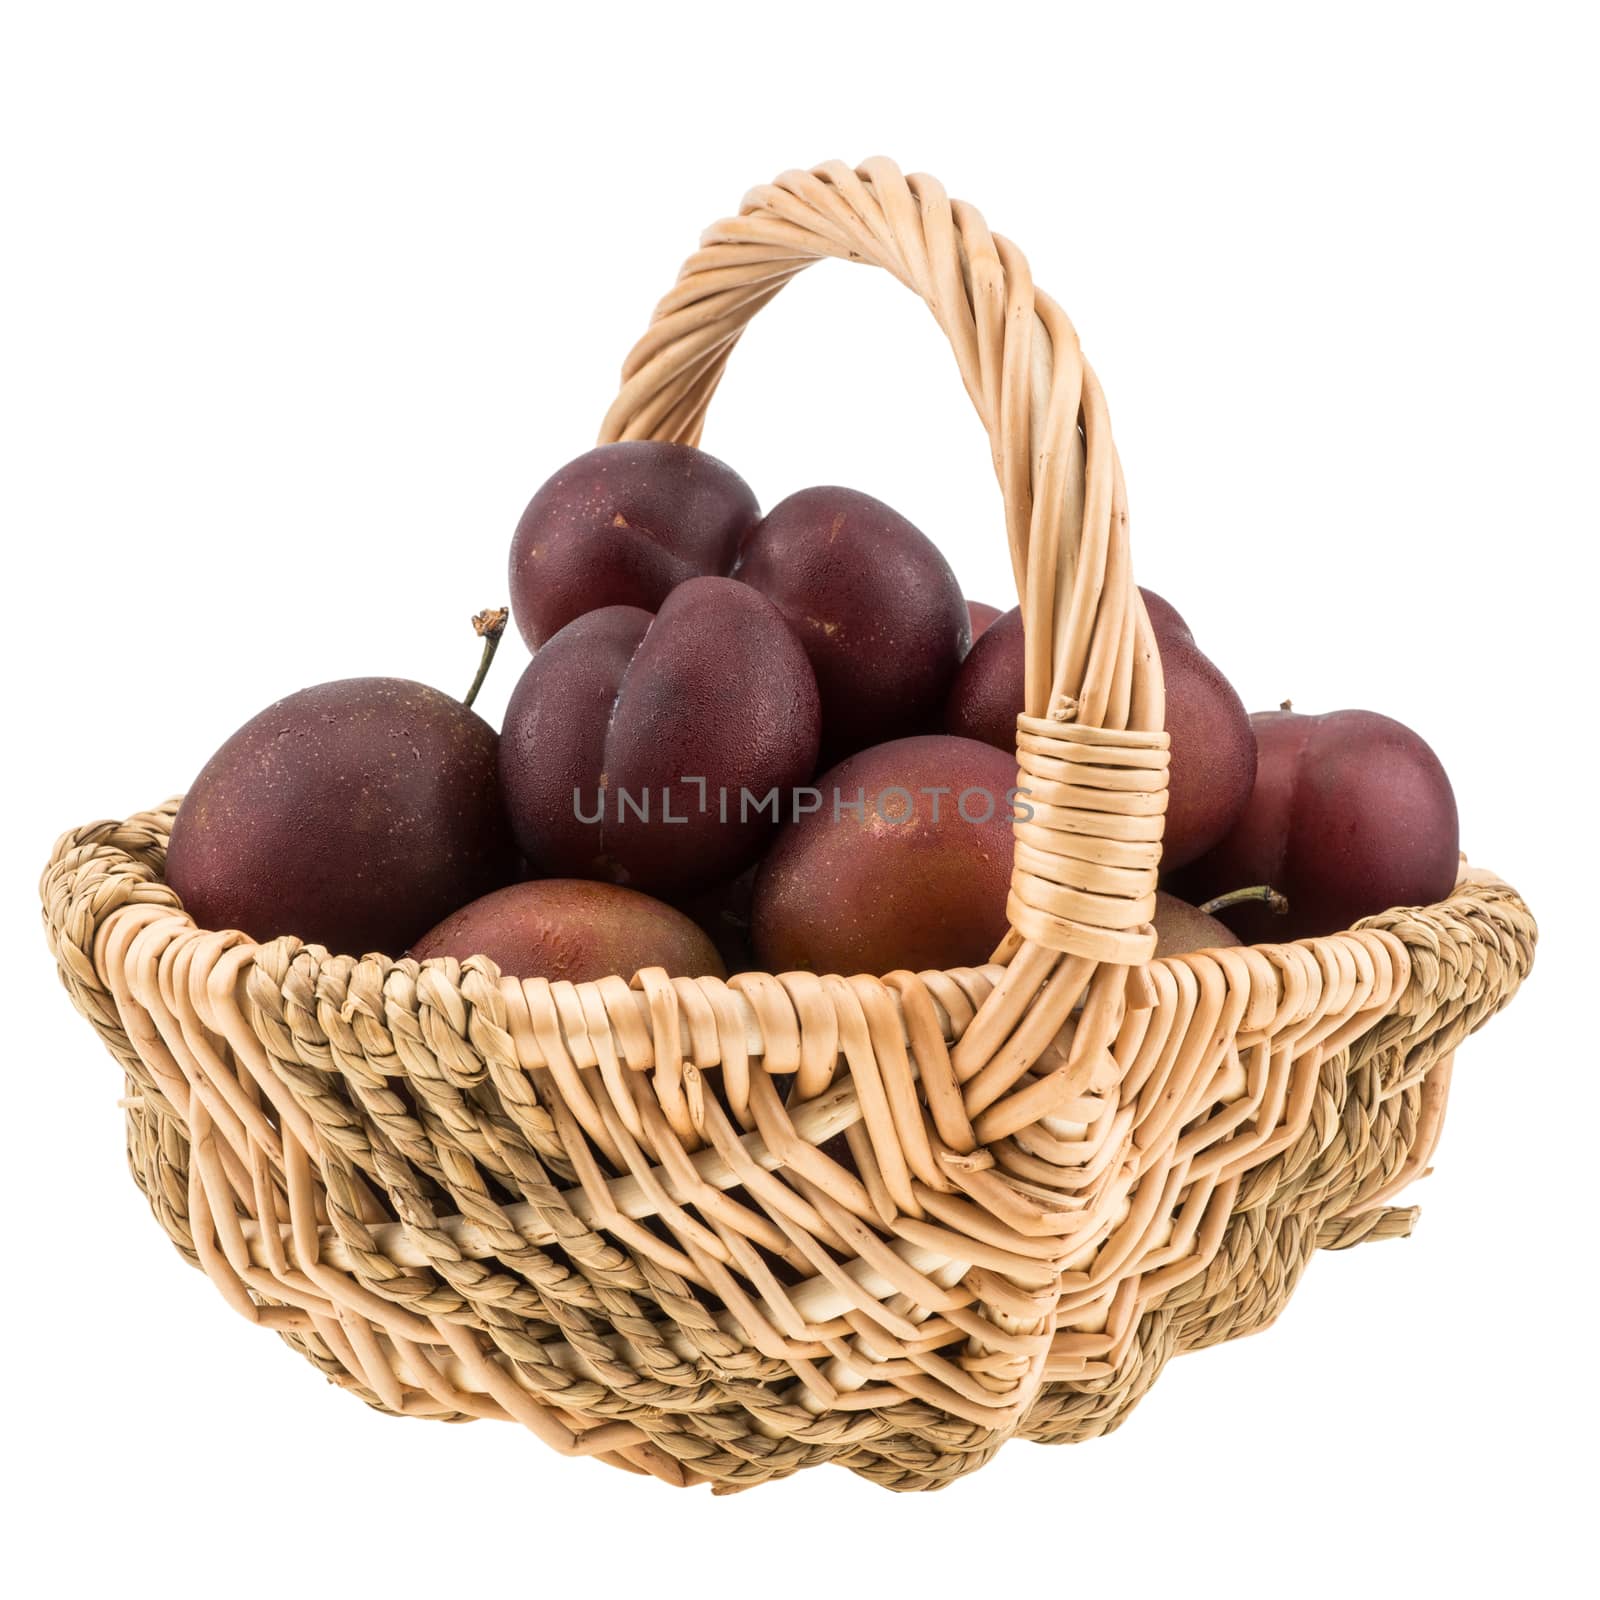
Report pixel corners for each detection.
[735,487,969,760]
[498,604,653,884]
[509,441,759,650]
[1152,892,1241,956]
[943,590,1256,871]
[500,577,820,898]
[1140,589,1258,871]
[944,604,1024,752]
[752,735,1018,976]
[166,678,516,956]
[1174,708,1459,942]
[409,879,724,983]
[967,600,1003,641]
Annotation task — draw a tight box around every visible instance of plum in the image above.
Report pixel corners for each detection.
[943,590,1256,871]
[1140,590,1258,869]
[498,604,652,882]
[500,576,820,898]
[409,880,724,982]
[508,441,760,651]
[166,678,516,956]
[751,735,1020,976]
[967,600,1003,641]
[944,603,1024,751]
[1152,891,1240,957]
[1174,708,1460,942]
[735,487,970,760]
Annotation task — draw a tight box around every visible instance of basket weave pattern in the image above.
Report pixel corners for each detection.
[41,162,1534,1492]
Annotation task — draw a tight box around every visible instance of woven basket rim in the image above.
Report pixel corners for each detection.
[47,795,1507,988]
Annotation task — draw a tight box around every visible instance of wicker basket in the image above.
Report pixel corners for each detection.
[41,159,1535,1492]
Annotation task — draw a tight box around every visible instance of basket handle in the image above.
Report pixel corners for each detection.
[601,158,1168,966]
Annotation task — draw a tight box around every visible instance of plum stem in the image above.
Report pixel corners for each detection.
[1279,698,1294,711]
[1201,885,1289,917]
[463,607,509,709]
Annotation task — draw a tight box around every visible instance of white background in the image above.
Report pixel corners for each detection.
[3,4,1594,1595]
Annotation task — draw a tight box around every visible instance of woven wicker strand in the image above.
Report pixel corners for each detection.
[40,161,1535,1492]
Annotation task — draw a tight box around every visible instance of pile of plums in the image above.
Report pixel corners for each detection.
[167,442,1462,983]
